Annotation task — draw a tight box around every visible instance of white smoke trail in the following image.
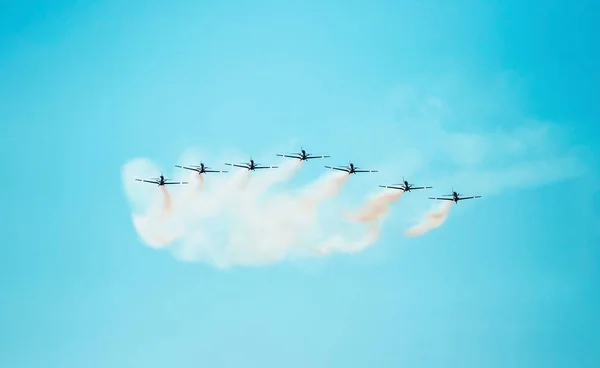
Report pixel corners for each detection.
[404,201,454,236]
[314,188,403,255]
[121,158,184,248]
[317,223,381,255]
[174,169,353,267]
[122,151,381,268]
[346,189,403,223]
[132,212,183,249]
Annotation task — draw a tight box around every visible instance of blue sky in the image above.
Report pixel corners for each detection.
[1,0,599,367]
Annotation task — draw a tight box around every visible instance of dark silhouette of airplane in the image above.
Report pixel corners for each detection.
[276,147,330,161]
[175,162,228,174]
[379,177,432,192]
[135,174,188,186]
[429,188,481,203]
[224,158,278,171]
[325,162,377,174]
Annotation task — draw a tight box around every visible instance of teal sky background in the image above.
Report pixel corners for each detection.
[1,1,599,367]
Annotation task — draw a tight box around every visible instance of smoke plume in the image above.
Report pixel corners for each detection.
[346,189,403,223]
[404,201,454,237]
[121,152,389,268]
[120,158,182,248]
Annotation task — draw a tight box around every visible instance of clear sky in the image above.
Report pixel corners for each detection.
[1,0,599,367]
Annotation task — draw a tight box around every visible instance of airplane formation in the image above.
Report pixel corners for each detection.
[134,147,482,203]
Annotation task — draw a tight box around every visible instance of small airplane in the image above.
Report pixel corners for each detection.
[325,162,377,174]
[224,158,278,171]
[276,147,330,161]
[379,177,432,192]
[135,174,188,186]
[429,188,481,203]
[174,162,228,174]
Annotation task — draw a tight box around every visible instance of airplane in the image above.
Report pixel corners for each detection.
[174,162,228,174]
[224,158,278,171]
[325,162,377,174]
[429,188,482,203]
[135,174,188,186]
[276,147,330,161]
[379,177,432,192]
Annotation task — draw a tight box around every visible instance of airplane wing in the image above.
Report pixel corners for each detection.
[225,163,250,169]
[174,165,199,172]
[135,179,159,184]
[354,169,378,173]
[409,186,433,190]
[325,166,350,172]
[305,155,330,159]
[253,165,278,169]
[428,197,455,201]
[204,169,228,173]
[379,185,405,190]
[457,196,482,201]
[276,154,301,159]
[164,181,189,185]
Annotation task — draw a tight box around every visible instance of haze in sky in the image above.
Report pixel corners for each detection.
[1,1,599,367]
